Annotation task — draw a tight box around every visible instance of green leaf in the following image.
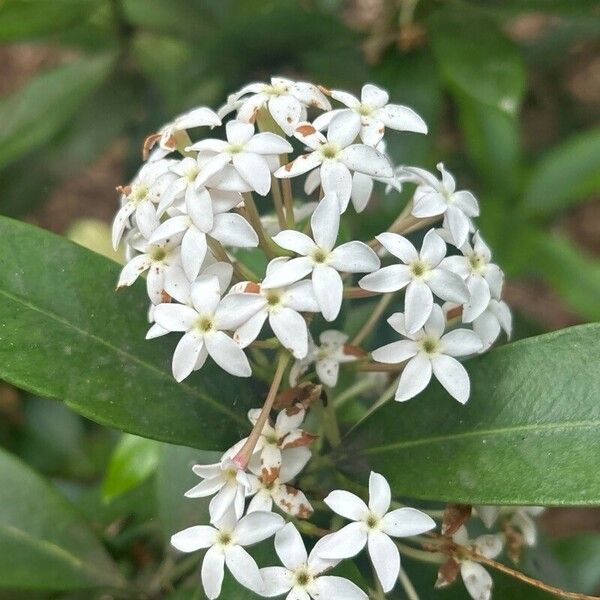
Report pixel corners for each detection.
[102,434,160,502]
[0,447,124,591]
[0,217,260,449]
[522,128,600,217]
[339,323,600,505]
[530,232,600,322]
[0,0,100,42]
[0,55,114,170]
[429,7,526,114]
[552,534,600,594]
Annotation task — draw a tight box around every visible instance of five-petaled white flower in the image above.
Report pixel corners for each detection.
[220,77,331,135]
[262,192,380,321]
[112,159,177,248]
[440,231,504,323]
[359,229,469,333]
[317,472,435,593]
[152,275,261,380]
[372,305,482,403]
[403,163,479,247]
[171,509,284,600]
[150,185,257,281]
[290,330,359,388]
[187,120,292,195]
[117,234,182,305]
[185,454,251,523]
[228,277,320,359]
[247,447,314,519]
[274,121,393,210]
[314,83,427,147]
[260,523,368,600]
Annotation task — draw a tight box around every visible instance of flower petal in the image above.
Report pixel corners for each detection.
[431,354,470,404]
[368,472,391,517]
[172,331,204,381]
[460,561,493,600]
[441,329,483,357]
[315,522,368,559]
[270,308,309,359]
[368,531,400,593]
[272,230,316,255]
[202,545,225,600]
[215,292,266,331]
[320,161,352,210]
[310,575,368,600]
[341,144,393,178]
[376,104,427,134]
[420,229,446,267]
[211,212,259,248]
[312,265,343,322]
[381,507,436,537]
[181,226,208,281]
[275,152,322,178]
[311,192,340,250]
[323,490,368,521]
[261,256,313,289]
[153,302,196,334]
[327,110,362,147]
[234,309,268,348]
[233,152,271,196]
[329,241,380,273]
[171,525,217,552]
[274,523,308,570]
[190,275,221,314]
[376,232,418,263]
[235,511,285,546]
[404,280,434,334]
[361,83,389,108]
[259,567,293,597]
[359,264,411,293]
[428,269,469,304]
[205,331,252,377]
[225,545,264,594]
[395,354,432,402]
[245,132,293,155]
[371,340,418,365]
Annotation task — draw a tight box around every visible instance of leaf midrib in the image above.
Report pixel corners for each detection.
[0,523,121,588]
[0,286,245,425]
[357,420,600,455]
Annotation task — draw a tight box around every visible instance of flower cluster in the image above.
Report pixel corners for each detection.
[112,78,514,598]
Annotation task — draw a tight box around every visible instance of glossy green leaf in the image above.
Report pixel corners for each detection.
[0,447,124,591]
[523,128,600,217]
[0,217,260,450]
[339,324,600,505]
[0,0,100,41]
[429,7,526,113]
[0,55,114,170]
[102,434,160,502]
[552,534,600,594]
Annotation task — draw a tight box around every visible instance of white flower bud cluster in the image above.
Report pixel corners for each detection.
[111,78,514,599]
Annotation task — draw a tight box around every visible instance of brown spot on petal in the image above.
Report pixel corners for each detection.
[163,135,177,150]
[446,305,463,320]
[442,503,472,536]
[143,133,161,160]
[297,503,313,519]
[295,124,316,136]
[160,290,172,304]
[281,431,318,449]
[261,464,280,485]
[274,383,322,411]
[435,558,460,588]
[244,281,261,294]
[503,523,524,564]
[318,85,332,96]
[283,161,295,172]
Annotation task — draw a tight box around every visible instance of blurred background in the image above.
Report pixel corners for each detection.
[0,0,599,598]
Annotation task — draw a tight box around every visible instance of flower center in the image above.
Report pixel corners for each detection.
[365,513,380,530]
[358,104,373,117]
[266,83,288,96]
[310,247,329,264]
[217,531,232,546]
[227,143,244,154]
[131,184,149,203]
[409,260,430,279]
[420,337,439,355]
[265,291,283,311]
[294,567,313,588]
[196,315,215,334]
[319,143,341,160]
[150,247,167,262]
[185,166,199,182]
[468,253,486,273]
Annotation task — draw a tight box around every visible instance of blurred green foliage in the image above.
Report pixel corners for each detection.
[0,0,598,598]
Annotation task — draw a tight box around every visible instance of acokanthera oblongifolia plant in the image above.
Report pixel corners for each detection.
[112,78,524,600]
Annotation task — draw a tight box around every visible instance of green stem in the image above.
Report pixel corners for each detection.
[243,192,277,259]
[396,541,444,564]
[398,567,421,600]
[351,292,395,346]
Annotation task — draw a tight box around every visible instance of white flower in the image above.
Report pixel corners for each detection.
[146,106,221,161]
[359,229,469,333]
[171,510,284,599]
[112,159,177,248]
[314,83,427,147]
[220,77,331,135]
[372,305,482,403]
[260,523,368,600]
[117,234,182,305]
[274,121,393,210]
[262,192,380,321]
[452,526,503,600]
[152,275,261,380]
[475,506,544,547]
[185,455,251,523]
[303,140,402,213]
[290,330,358,388]
[403,163,479,247]
[317,472,435,593]
[244,406,316,484]
[247,447,314,518]
[440,231,504,322]
[187,120,292,195]
[149,186,257,281]
[228,277,320,359]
